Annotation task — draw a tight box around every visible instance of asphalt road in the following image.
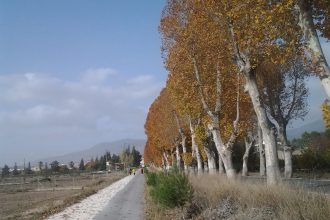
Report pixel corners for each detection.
[93,172,145,220]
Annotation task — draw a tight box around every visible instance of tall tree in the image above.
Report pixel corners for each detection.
[13,163,19,176]
[1,165,10,177]
[26,162,33,174]
[79,159,85,171]
[38,161,43,172]
[257,57,309,178]
[199,0,301,184]
[50,160,60,172]
[296,0,330,97]
[131,146,142,167]
[161,0,255,179]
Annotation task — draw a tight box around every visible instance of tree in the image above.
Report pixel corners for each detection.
[13,163,19,175]
[26,162,33,174]
[131,146,142,167]
[38,161,43,172]
[69,161,75,170]
[2,165,10,177]
[199,0,301,184]
[296,0,330,98]
[44,162,49,174]
[99,156,106,171]
[50,160,60,172]
[120,146,134,167]
[257,56,309,178]
[160,0,255,178]
[242,138,254,177]
[79,159,85,171]
[322,100,330,128]
[111,154,120,163]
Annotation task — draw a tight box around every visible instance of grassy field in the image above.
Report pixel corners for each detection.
[145,173,330,220]
[0,172,126,220]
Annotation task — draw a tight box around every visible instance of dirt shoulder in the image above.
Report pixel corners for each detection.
[0,172,126,220]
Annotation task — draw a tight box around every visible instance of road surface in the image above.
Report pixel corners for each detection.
[94,172,145,220]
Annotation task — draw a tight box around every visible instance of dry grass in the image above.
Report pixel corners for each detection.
[144,173,330,220]
[0,172,126,220]
[190,174,330,220]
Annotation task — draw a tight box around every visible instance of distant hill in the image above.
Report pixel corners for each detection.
[287,119,326,140]
[38,139,146,165]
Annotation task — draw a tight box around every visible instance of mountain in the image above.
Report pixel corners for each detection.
[287,119,326,140]
[38,139,146,165]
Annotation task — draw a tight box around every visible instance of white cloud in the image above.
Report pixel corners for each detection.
[127,74,153,84]
[82,68,117,85]
[0,69,163,165]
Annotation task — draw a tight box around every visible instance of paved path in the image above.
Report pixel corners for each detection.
[94,172,145,220]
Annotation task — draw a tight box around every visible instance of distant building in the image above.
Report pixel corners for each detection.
[31,167,40,172]
[107,162,124,171]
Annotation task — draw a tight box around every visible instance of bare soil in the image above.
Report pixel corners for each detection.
[0,172,126,220]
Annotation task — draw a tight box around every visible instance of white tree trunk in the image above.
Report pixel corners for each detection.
[163,151,170,170]
[284,149,292,178]
[204,147,216,174]
[297,1,330,98]
[242,139,253,176]
[258,126,266,177]
[278,126,293,178]
[181,136,188,171]
[176,145,181,170]
[244,74,280,185]
[189,120,203,174]
[208,123,236,178]
[192,134,203,174]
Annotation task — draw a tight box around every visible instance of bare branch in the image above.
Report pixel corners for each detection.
[191,57,213,117]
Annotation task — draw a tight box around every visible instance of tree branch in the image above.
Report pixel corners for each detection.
[192,57,213,117]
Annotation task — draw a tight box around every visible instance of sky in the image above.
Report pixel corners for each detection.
[0,0,167,165]
[0,1,329,166]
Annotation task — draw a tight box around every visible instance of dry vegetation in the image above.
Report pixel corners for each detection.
[0,172,126,220]
[145,173,330,220]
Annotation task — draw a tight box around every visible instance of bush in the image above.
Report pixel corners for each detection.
[149,172,193,208]
[146,172,157,186]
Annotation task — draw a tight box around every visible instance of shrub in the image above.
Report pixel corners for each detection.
[150,172,193,208]
[146,172,157,186]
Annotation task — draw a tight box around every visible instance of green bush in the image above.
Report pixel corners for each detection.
[146,172,157,186]
[149,172,193,208]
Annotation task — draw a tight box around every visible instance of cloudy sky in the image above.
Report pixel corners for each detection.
[0,1,167,165]
[0,1,329,166]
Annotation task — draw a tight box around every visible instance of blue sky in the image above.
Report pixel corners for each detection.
[0,0,329,166]
[0,0,167,165]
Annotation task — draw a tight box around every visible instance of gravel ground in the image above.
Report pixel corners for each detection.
[46,175,134,220]
[94,172,145,220]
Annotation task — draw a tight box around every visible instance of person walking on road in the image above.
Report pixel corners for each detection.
[133,168,136,175]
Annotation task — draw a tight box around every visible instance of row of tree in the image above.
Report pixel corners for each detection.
[1,147,142,177]
[144,0,330,185]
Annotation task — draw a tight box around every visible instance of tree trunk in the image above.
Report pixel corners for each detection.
[192,134,203,174]
[297,1,330,98]
[163,151,170,170]
[204,147,216,174]
[181,136,188,171]
[244,72,280,185]
[278,125,292,178]
[176,145,181,170]
[258,126,266,177]
[218,156,224,174]
[242,138,253,176]
[208,122,236,178]
[189,119,203,174]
